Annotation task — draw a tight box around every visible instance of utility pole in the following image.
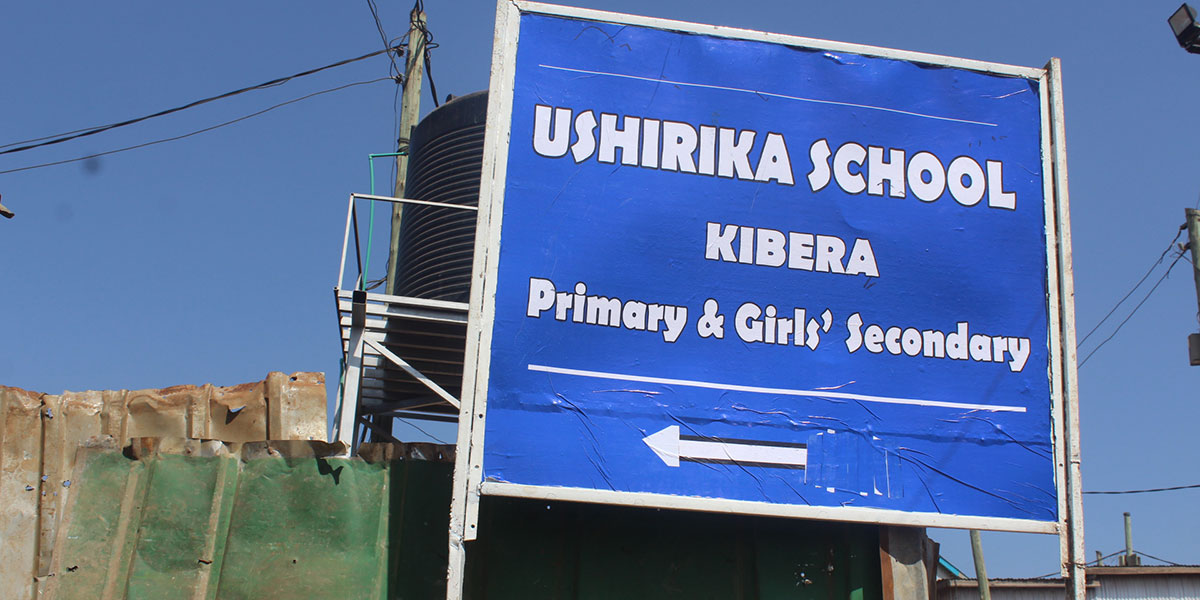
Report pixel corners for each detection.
[385,7,427,294]
[1172,6,1200,363]
[1187,210,1200,315]
[1186,210,1200,364]
[969,530,992,600]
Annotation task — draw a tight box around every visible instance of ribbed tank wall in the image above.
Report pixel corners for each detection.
[366,91,487,414]
[392,90,487,302]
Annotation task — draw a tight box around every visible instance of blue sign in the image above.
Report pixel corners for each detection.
[475,10,1061,527]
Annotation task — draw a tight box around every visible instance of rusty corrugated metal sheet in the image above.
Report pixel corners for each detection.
[0,373,327,600]
[39,438,453,600]
[0,385,42,600]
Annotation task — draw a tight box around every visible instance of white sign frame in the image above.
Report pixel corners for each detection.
[446,2,1083,596]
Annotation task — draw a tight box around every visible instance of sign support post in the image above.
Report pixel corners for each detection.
[1046,57,1085,600]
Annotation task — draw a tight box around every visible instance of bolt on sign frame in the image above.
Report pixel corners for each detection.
[448,2,1083,598]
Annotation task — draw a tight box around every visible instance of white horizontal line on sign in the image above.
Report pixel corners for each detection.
[527,364,1026,413]
[539,64,1000,127]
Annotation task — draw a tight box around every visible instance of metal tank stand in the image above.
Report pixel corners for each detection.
[332,193,474,453]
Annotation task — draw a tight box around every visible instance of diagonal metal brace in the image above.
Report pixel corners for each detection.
[363,337,461,409]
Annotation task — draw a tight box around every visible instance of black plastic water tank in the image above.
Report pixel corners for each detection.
[391,90,487,302]
[365,91,487,417]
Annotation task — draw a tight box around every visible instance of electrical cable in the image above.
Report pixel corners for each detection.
[366,0,406,193]
[391,81,403,192]
[1077,227,1185,347]
[0,77,391,176]
[1135,550,1186,566]
[1083,482,1200,495]
[1030,550,1124,578]
[0,46,401,156]
[423,39,440,108]
[411,0,440,108]
[0,124,109,151]
[1090,550,1124,566]
[366,0,402,79]
[1077,248,1187,368]
[1027,548,1190,578]
[365,268,388,291]
[395,417,451,444]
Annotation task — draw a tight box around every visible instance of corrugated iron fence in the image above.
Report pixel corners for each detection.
[36,438,452,600]
[3,372,895,599]
[0,373,327,600]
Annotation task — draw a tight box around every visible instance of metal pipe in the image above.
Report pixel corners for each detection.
[1124,512,1134,562]
[352,193,479,211]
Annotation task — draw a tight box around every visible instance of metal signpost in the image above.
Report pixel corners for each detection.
[450,2,1082,597]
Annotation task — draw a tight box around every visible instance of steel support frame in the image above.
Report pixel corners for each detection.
[332,192,473,452]
[332,288,466,451]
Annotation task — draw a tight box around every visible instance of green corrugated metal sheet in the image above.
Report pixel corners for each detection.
[41,440,451,600]
[41,439,880,599]
[464,497,881,600]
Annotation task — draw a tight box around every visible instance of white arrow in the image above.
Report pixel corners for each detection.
[642,426,808,469]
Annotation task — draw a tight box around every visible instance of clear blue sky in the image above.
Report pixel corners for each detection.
[2,0,1197,579]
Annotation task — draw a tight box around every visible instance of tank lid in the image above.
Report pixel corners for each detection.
[409,90,488,149]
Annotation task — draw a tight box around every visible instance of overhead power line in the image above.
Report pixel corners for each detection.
[1134,550,1186,567]
[1029,548,1185,579]
[1076,227,1185,348]
[395,417,451,444]
[0,45,402,157]
[366,0,403,79]
[0,78,391,176]
[1083,482,1200,495]
[1029,550,1125,578]
[1077,247,1187,368]
[363,0,407,194]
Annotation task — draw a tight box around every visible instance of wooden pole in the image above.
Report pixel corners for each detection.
[970,530,991,600]
[1185,209,1200,319]
[385,8,427,294]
